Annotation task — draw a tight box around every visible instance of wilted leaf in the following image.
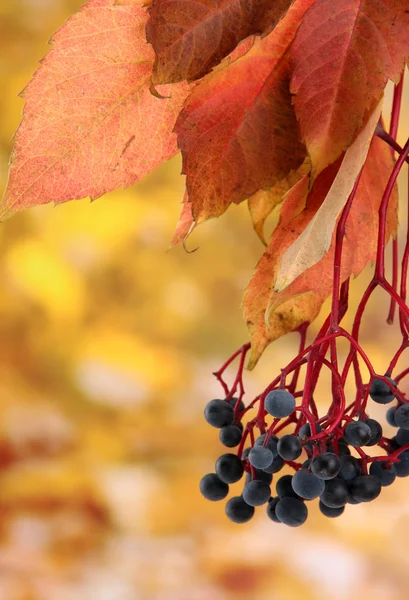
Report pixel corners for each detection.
[0,0,190,221]
[176,0,316,223]
[274,102,381,292]
[244,135,398,368]
[171,192,195,247]
[146,0,293,84]
[248,159,310,245]
[290,0,409,177]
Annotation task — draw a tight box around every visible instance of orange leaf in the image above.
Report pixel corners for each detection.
[1,0,190,221]
[146,0,293,84]
[244,135,398,368]
[248,159,310,245]
[170,192,195,247]
[290,0,409,177]
[175,0,316,224]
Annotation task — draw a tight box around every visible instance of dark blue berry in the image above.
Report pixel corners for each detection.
[311,452,340,480]
[319,500,345,518]
[386,406,398,427]
[266,497,281,523]
[396,428,409,447]
[204,399,234,428]
[227,397,245,413]
[395,449,409,477]
[242,480,271,506]
[369,376,396,404]
[275,497,308,527]
[265,390,296,418]
[225,496,254,523]
[276,474,300,499]
[320,478,349,508]
[349,475,381,502]
[344,421,372,447]
[395,404,409,430]
[215,453,244,484]
[277,435,302,460]
[246,469,273,485]
[338,455,361,481]
[200,473,229,501]
[249,446,274,469]
[219,425,242,447]
[291,469,325,500]
[298,422,322,449]
[263,453,285,474]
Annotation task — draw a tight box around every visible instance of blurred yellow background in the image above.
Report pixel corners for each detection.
[1,1,409,599]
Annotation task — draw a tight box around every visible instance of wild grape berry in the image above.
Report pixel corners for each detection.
[215,453,244,484]
[277,434,302,460]
[246,469,273,485]
[369,461,396,487]
[254,434,278,456]
[266,496,281,523]
[396,428,409,446]
[363,418,383,446]
[298,422,322,449]
[276,474,300,499]
[320,478,349,508]
[242,480,271,506]
[369,376,396,404]
[249,446,274,469]
[275,497,308,527]
[263,453,285,474]
[291,469,325,500]
[241,447,251,460]
[319,500,345,518]
[200,473,229,501]
[344,421,372,447]
[225,496,255,523]
[349,475,381,502]
[338,455,361,481]
[394,404,409,430]
[204,399,234,428]
[386,406,398,427]
[265,389,296,418]
[311,452,340,480]
[219,425,242,447]
[395,449,409,477]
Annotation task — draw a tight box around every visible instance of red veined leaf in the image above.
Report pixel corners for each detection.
[175,0,316,224]
[146,0,294,84]
[244,135,398,368]
[290,0,409,177]
[0,0,189,221]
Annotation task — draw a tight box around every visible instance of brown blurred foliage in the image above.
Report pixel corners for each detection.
[1,2,409,599]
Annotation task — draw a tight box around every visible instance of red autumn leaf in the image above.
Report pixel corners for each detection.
[290,0,409,177]
[244,135,398,368]
[0,0,189,221]
[146,0,293,85]
[175,0,316,224]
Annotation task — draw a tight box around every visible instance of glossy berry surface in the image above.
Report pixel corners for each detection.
[363,418,383,446]
[219,425,242,447]
[242,480,271,506]
[248,446,274,469]
[275,497,308,527]
[204,399,234,428]
[319,500,345,518]
[338,455,361,481]
[369,461,396,486]
[311,452,340,480]
[215,453,244,484]
[266,497,281,523]
[349,475,381,502]
[344,421,372,447]
[265,389,296,418]
[200,473,229,501]
[320,478,349,508]
[369,377,396,404]
[277,434,302,460]
[291,469,325,500]
[225,496,254,523]
[276,475,300,499]
[394,404,409,430]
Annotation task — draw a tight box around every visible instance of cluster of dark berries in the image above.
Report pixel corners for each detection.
[200,378,409,526]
